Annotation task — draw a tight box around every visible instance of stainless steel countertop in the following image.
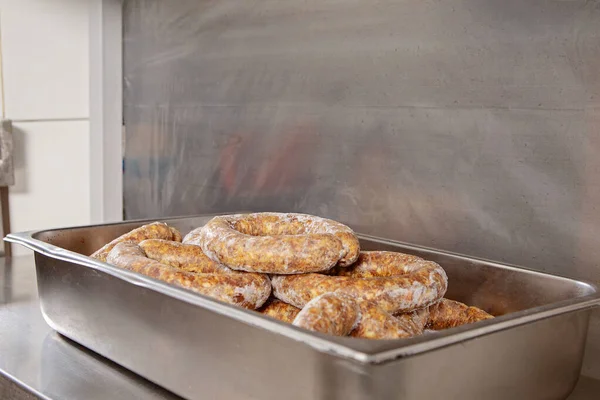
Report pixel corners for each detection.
[1,255,598,400]
[0,256,179,400]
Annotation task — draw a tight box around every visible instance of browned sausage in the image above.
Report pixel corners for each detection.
[271,259,447,314]
[183,213,360,274]
[258,298,301,323]
[91,222,181,262]
[106,242,271,309]
[426,298,494,330]
[293,292,360,336]
[139,239,232,274]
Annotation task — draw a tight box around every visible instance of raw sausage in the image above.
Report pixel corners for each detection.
[258,298,301,323]
[336,251,425,278]
[139,239,232,274]
[396,307,430,333]
[260,295,430,339]
[184,213,360,274]
[351,301,423,339]
[293,292,360,336]
[271,259,447,314]
[169,227,183,242]
[91,222,181,262]
[426,298,493,330]
[106,242,271,309]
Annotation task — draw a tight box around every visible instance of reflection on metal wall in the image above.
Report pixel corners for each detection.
[123,0,600,376]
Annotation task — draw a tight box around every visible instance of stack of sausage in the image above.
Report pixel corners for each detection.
[91,213,493,339]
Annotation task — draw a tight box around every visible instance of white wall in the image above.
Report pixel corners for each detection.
[0,0,92,255]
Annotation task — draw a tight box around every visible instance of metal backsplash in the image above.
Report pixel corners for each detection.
[123,0,600,377]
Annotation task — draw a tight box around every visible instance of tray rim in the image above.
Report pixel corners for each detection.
[6,213,600,365]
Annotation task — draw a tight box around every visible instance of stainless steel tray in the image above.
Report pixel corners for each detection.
[6,214,600,400]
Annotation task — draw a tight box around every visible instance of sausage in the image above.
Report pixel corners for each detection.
[350,301,422,339]
[106,242,271,309]
[395,307,430,333]
[91,222,181,262]
[258,298,301,323]
[259,295,429,340]
[183,213,360,274]
[336,251,425,278]
[271,259,447,314]
[169,227,183,242]
[260,294,426,340]
[293,292,360,336]
[426,298,494,330]
[259,297,490,338]
[139,239,232,274]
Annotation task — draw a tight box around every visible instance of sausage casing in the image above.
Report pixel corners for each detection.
[91,222,181,262]
[106,242,271,309]
[258,299,301,323]
[336,251,425,278]
[293,292,360,336]
[351,301,422,339]
[139,239,232,274]
[272,260,447,314]
[184,213,360,274]
[426,298,494,330]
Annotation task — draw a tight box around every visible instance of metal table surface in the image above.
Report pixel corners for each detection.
[1,256,599,400]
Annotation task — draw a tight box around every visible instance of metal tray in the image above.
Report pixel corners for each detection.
[6,214,600,400]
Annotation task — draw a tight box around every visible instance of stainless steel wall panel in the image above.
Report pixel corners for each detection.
[122,0,600,377]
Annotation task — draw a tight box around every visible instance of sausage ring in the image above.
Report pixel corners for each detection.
[106,242,271,309]
[292,292,360,336]
[91,222,182,262]
[350,301,426,339]
[139,239,233,274]
[258,298,301,323]
[425,298,493,330]
[272,251,448,313]
[335,251,425,278]
[261,295,427,339]
[183,213,360,274]
[265,296,492,338]
[340,253,493,329]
